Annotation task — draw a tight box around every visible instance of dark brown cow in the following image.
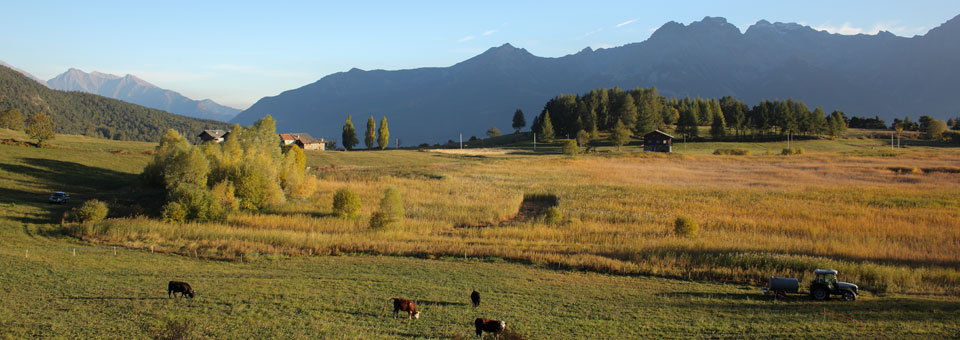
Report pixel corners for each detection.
[168,281,195,299]
[475,318,505,338]
[471,290,481,307]
[392,298,420,319]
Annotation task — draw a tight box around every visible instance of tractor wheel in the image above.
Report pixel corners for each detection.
[811,287,828,301]
[842,291,857,301]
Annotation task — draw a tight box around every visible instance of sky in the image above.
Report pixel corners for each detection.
[2,1,959,110]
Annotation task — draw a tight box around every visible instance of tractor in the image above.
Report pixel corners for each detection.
[764,268,859,301]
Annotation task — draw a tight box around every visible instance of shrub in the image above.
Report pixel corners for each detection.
[561,139,578,157]
[943,131,960,145]
[370,187,404,229]
[161,202,187,223]
[781,148,804,155]
[674,215,699,238]
[332,187,362,218]
[713,148,751,156]
[74,199,108,224]
[542,206,563,225]
[211,180,239,212]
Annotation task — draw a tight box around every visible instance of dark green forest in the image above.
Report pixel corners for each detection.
[0,65,229,142]
[530,87,852,140]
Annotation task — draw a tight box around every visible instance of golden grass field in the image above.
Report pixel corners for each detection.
[69,139,960,295]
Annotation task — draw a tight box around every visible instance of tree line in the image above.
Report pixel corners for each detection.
[523,86,860,142]
[341,115,390,150]
[141,115,314,222]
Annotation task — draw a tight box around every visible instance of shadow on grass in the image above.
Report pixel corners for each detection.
[417,300,468,307]
[657,292,767,301]
[61,296,167,301]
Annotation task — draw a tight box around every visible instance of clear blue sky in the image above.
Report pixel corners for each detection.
[2,0,958,109]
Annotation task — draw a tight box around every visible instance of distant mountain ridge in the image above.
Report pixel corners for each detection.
[0,60,47,86]
[0,64,230,142]
[47,68,240,121]
[233,14,960,144]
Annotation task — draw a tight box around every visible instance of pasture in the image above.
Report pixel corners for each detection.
[0,128,958,338]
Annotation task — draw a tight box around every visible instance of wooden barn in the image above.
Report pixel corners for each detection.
[279,133,325,151]
[198,129,229,143]
[643,130,673,153]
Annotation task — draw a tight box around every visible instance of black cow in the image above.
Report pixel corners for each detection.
[471,290,481,307]
[168,281,195,299]
[475,318,505,338]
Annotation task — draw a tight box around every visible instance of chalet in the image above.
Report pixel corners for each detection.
[198,130,229,143]
[279,133,325,151]
[643,130,673,153]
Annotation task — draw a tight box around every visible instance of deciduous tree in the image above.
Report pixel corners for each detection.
[377,117,390,150]
[24,112,55,146]
[365,115,376,149]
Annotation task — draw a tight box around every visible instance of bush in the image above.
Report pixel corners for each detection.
[674,215,699,238]
[74,199,108,224]
[370,187,404,229]
[561,139,578,157]
[713,148,751,155]
[942,131,960,145]
[542,206,563,225]
[332,187,362,218]
[781,148,804,155]
[161,202,187,223]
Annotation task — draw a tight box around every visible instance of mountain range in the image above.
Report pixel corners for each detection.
[46,68,240,121]
[233,14,960,144]
[0,60,47,85]
[0,64,230,142]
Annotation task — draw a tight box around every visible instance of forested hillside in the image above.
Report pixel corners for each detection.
[0,65,230,142]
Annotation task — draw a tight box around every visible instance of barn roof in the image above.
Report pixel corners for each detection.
[644,129,675,139]
[278,133,297,141]
[200,129,227,138]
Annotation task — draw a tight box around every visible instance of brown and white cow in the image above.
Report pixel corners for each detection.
[392,298,420,319]
[475,318,505,338]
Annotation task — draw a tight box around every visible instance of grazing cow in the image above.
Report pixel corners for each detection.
[475,318,505,338]
[168,281,195,299]
[471,290,481,307]
[392,298,420,319]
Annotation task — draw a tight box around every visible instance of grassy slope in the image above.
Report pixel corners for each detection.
[1,129,958,338]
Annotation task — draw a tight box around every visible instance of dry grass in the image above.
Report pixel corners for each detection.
[74,151,960,294]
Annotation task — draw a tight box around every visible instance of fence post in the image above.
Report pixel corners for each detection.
[25,249,28,258]
[73,248,76,257]
[150,246,154,254]
[194,249,198,259]
[240,254,243,263]
[113,246,117,256]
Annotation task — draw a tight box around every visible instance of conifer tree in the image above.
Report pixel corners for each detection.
[342,115,359,150]
[710,111,726,139]
[512,109,526,133]
[540,110,555,142]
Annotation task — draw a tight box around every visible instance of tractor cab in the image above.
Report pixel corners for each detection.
[812,269,838,290]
